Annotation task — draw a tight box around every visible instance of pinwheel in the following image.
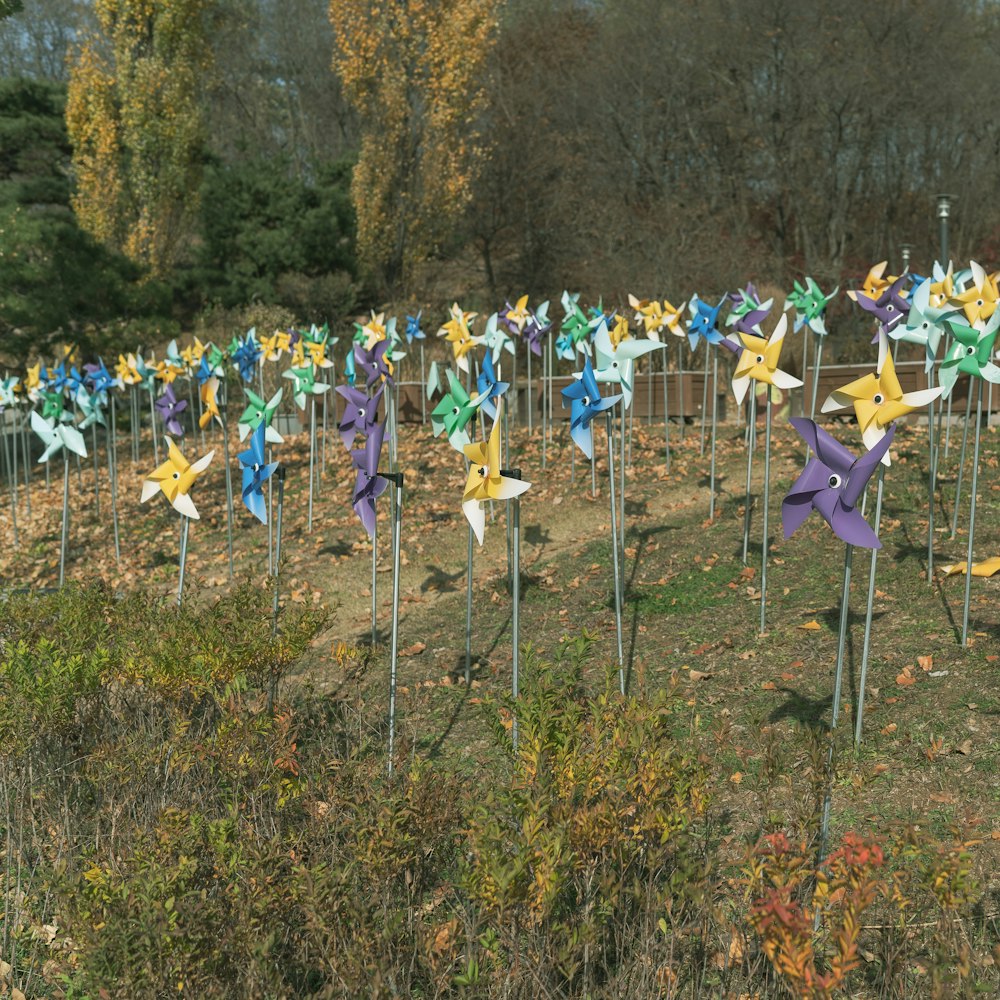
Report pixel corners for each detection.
[438,303,478,373]
[523,300,552,357]
[237,387,284,443]
[350,419,389,540]
[283,365,330,411]
[854,274,910,337]
[951,260,998,326]
[891,277,953,370]
[140,437,214,520]
[237,421,278,524]
[180,338,206,371]
[731,314,802,406]
[336,383,384,450]
[479,312,515,363]
[822,331,940,460]
[41,389,71,423]
[431,368,482,451]
[560,291,594,357]
[84,359,120,399]
[354,311,388,349]
[686,294,727,350]
[474,350,509,421]
[75,387,106,429]
[784,418,894,549]
[354,341,394,389]
[462,402,530,546]
[304,333,335,370]
[562,357,621,460]
[938,312,1000,398]
[504,295,531,334]
[232,332,263,384]
[586,319,664,409]
[32,410,88,585]
[261,330,291,362]
[31,410,86,464]
[205,342,226,376]
[628,295,667,339]
[0,377,22,546]
[405,311,425,343]
[200,376,222,430]
[0,376,18,411]
[728,293,773,337]
[24,362,42,400]
[155,384,188,437]
[849,261,891,302]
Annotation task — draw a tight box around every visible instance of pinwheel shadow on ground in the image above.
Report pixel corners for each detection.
[3,413,1000,873]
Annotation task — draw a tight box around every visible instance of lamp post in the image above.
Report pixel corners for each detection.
[900,242,912,272]
[936,194,955,264]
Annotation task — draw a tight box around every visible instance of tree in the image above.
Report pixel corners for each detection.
[328,0,501,293]
[0,78,149,359]
[65,0,216,277]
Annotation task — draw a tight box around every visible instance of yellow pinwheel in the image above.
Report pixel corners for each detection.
[505,295,530,333]
[305,337,334,369]
[200,376,221,429]
[822,330,941,463]
[609,314,630,347]
[25,362,42,397]
[628,295,667,338]
[181,338,206,370]
[140,438,215,520]
[848,261,891,303]
[439,303,478,374]
[261,330,290,362]
[360,311,387,348]
[929,268,954,310]
[731,314,802,405]
[951,260,998,326]
[116,354,141,386]
[462,402,530,545]
[155,358,182,385]
[662,299,687,338]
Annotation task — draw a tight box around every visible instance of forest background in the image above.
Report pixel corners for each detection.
[2,0,999,359]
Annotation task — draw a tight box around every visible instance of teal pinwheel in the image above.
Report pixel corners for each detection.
[76,387,106,429]
[890,277,955,371]
[431,368,482,452]
[31,410,87,463]
[588,319,665,409]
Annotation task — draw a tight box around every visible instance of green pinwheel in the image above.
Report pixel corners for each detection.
[238,387,285,443]
[939,312,1000,398]
[282,365,330,411]
[431,368,483,452]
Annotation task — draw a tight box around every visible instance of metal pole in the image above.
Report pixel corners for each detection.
[387,473,404,776]
[371,515,378,646]
[699,347,709,455]
[19,414,31,516]
[149,390,159,467]
[177,514,190,607]
[271,467,285,637]
[91,422,100,517]
[961,379,982,647]
[662,357,671,473]
[819,543,854,867]
[619,410,626,576]
[59,454,70,587]
[606,410,625,694]
[108,396,121,566]
[419,343,426,424]
[855,465,885,746]
[502,467,523,752]
[760,390,772,634]
[676,340,686,440]
[742,384,757,565]
[950,386,973,539]
[709,350,718,520]
[307,397,316,533]
[2,427,17,548]
[526,350,533,433]
[220,404,234,578]
[465,523,474,685]
[541,340,548,469]
[927,373,937,582]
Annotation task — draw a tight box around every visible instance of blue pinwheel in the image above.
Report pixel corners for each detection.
[561,357,622,459]
[336,382,384,449]
[232,331,263,384]
[83,359,120,399]
[686,294,728,350]
[405,311,425,343]
[238,421,278,524]
[343,349,357,386]
[475,350,510,420]
[351,420,389,538]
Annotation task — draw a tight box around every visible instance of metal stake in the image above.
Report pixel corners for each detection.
[961,379,983,647]
[699,347,709,455]
[307,396,316,533]
[950,386,973,539]
[742,384,758,565]
[855,464,885,746]
[760,389,772,634]
[606,410,625,694]
[108,396,121,566]
[676,340,686,440]
[220,404,235,578]
[371,514,378,646]
[386,473,404,776]
[59,454,70,586]
[271,467,285,637]
[709,350,719,520]
[465,523,474,685]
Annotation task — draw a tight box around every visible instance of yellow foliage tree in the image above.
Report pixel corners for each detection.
[328,0,501,292]
[66,0,214,277]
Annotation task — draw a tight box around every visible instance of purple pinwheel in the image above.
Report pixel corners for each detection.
[351,420,389,538]
[155,384,188,437]
[561,357,622,459]
[237,421,278,524]
[354,341,394,389]
[730,296,773,337]
[855,274,910,338]
[782,418,895,549]
[336,382,384,450]
[475,350,509,420]
[522,300,552,357]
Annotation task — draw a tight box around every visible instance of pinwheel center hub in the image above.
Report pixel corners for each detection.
[478,466,487,478]
[828,474,842,488]
[873,393,884,404]
[967,345,976,356]
[755,355,764,364]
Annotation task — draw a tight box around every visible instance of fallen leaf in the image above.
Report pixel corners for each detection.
[955,739,973,756]
[729,772,743,784]
[798,620,821,631]
[896,670,916,686]
[880,723,897,735]
[761,681,777,691]
[401,642,426,657]
[689,670,712,682]
[918,655,933,672]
